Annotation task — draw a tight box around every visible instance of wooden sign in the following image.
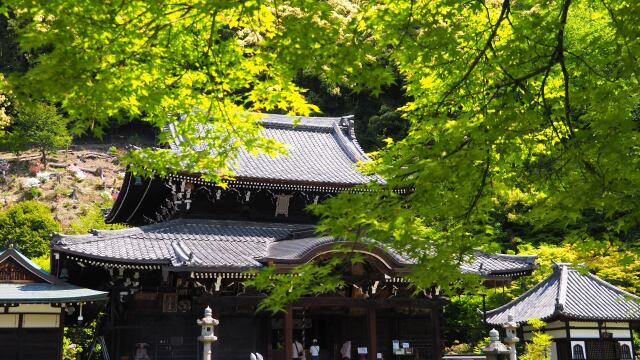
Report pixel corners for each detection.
[162,293,178,313]
[133,292,158,301]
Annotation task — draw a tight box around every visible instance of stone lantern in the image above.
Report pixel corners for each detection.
[197,306,219,360]
[482,329,511,360]
[502,313,519,360]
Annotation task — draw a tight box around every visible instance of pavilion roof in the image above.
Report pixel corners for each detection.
[167,113,382,187]
[0,247,107,304]
[461,250,539,277]
[486,263,640,325]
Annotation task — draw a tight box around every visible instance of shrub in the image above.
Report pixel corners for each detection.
[0,201,61,257]
[520,319,552,360]
[26,187,43,199]
[67,203,127,234]
[30,254,51,272]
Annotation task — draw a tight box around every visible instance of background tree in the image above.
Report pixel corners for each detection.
[1,0,639,310]
[3,102,71,165]
[0,200,61,258]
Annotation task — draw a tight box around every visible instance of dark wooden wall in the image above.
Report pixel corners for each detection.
[0,328,62,360]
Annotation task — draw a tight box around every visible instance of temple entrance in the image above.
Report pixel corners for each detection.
[271,306,437,360]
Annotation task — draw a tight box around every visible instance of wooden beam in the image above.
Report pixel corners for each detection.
[196,295,445,309]
[368,307,377,360]
[284,304,293,360]
[431,310,442,360]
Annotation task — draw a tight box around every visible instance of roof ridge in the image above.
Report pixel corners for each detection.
[555,263,568,312]
[474,250,538,263]
[259,113,341,129]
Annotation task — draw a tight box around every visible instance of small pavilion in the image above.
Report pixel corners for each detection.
[462,250,539,288]
[0,246,107,360]
[486,263,640,360]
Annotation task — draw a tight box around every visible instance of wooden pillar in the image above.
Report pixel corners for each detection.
[284,304,293,360]
[59,309,65,360]
[368,307,377,360]
[431,310,442,360]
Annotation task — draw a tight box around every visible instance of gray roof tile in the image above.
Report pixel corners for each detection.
[54,219,313,270]
[486,263,640,324]
[461,251,538,276]
[168,114,382,185]
[262,237,412,266]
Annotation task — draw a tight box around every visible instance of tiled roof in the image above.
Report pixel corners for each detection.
[461,251,538,276]
[167,113,382,185]
[261,237,412,266]
[486,263,640,325]
[0,247,107,304]
[53,219,314,270]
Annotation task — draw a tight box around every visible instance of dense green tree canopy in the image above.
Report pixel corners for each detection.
[3,102,71,164]
[0,201,61,258]
[1,0,640,307]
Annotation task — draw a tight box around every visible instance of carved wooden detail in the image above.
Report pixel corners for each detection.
[0,258,39,283]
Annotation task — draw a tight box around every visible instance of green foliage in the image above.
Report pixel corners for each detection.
[245,258,344,313]
[67,203,127,235]
[443,341,472,355]
[30,254,50,272]
[0,74,11,129]
[313,0,640,300]
[62,336,81,360]
[3,102,71,164]
[443,295,485,346]
[25,186,42,199]
[2,0,640,311]
[520,320,552,360]
[64,319,102,360]
[0,200,61,257]
[509,243,640,298]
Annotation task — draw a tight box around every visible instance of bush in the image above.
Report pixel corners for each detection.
[26,187,43,199]
[520,319,552,360]
[0,201,61,257]
[67,203,127,234]
[30,254,51,272]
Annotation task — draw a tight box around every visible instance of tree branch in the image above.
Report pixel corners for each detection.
[436,0,511,113]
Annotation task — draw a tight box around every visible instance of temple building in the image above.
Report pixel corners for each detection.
[486,263,640,360]
[0,246,107,359]
[51,114,537,360]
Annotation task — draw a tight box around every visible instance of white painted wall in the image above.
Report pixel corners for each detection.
[546,329,567,339]
[8,303,61,314]
[550,342,558,360]
[569,321,598,328]
[22,314,60,328]
[0,314,19,328]
[604,329,632,339]
[569,329,600,338]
